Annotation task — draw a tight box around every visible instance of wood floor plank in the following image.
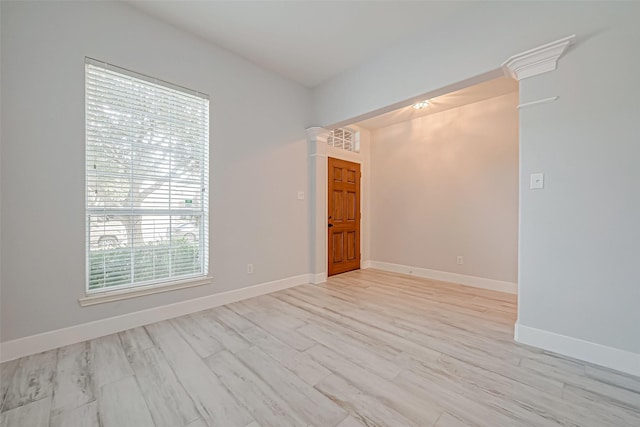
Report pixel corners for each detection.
[297,323,401,380]
[306,344,443,426]
[125,345,200,427]
[334,279,515,331]
[401,353,539,426]
[2,350,56,411]
[229,300,316,351]
[394,367,531,426]
[406,328,525,374]
[282,298,403,362]
[98,376,154,427]
[145,321,253,427]
[561,384,640,426]
[193,311,251,354]
[337,285,514,338]
[90,334,132,389]
[237,326,331,386]
[427,354,597,426]
[225,300,253,316]
[335,415,367,427]
[520,357,640,408]
[314,374,419,427]
[434,412,471,427]
[171,315,224,358]
[205,350,305,427]
[391,308,526,358]
[240,295,308,326]
[282,286,414,337]
[207,306,257,334]
[236,346,348,426]
[299,282,514,342]
[51,342,94,416]
[118,326,154,357]
[0,397,50,427]
[275,294,443,370]
[249,295,313,326]
[50,401,99,427]
[0,359,20,411]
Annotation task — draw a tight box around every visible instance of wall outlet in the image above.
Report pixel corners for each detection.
[297,190,305,200]
[456,256,464,265]
[247,263,254,274]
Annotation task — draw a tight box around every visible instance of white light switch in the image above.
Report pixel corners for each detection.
[297,191,305,200]
[530,173,544,189]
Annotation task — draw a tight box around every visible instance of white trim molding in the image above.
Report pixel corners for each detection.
[0,274,310,362]
[517,97,559,110]
[503,35,576,80]
[515,323,640,377]
[366,261,517,294]
[311,272,328,284]
[305,126,331,144]
[79,276,213,306]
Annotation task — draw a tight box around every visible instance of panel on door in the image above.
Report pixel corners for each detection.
[328,157,361,276]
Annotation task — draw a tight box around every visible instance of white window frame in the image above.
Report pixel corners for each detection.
[83,58,210,303]
[327,127,360,153]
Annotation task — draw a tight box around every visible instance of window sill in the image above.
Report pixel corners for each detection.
[79,276,213,307]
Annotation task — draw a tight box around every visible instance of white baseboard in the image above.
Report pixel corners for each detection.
[366,260,517,294]
[311,272,327,284]
[0,274,310,362]
[362,260,373,269]
[515,323,640,377]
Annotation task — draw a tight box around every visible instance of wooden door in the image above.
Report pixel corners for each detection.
[328,157,361,276]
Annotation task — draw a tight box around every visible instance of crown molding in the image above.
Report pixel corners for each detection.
[503,35,576,81]
[305,126,331,143]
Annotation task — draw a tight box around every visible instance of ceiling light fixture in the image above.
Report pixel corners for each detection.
[412,100,429,110]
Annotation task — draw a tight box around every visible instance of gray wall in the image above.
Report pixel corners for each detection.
[518,21,640,353]
[0,1,311,341]
[314,2,640,354]
[370,93,519,283]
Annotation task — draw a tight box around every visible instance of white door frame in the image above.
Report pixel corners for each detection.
[306,127,366,284]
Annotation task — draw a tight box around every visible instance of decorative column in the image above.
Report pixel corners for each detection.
[305,127,331,284]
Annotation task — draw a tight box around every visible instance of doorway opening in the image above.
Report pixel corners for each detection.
[308,75,519,307]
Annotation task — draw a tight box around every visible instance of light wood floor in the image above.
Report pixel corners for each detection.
[1,269,639,426]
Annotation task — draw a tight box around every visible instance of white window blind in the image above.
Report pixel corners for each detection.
[327,127,359,152]
[85,58,209,293]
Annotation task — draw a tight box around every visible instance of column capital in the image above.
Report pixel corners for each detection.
[305,126,331,144]
[502,35,575,81]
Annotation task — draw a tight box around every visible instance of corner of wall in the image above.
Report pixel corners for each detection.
[515,323,640,377]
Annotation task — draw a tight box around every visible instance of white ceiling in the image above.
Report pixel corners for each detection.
[354,76,518,130]
[127,1,465,87]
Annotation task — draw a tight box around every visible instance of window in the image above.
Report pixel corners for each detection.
[327,127,359,152]
[85,58,209,293]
